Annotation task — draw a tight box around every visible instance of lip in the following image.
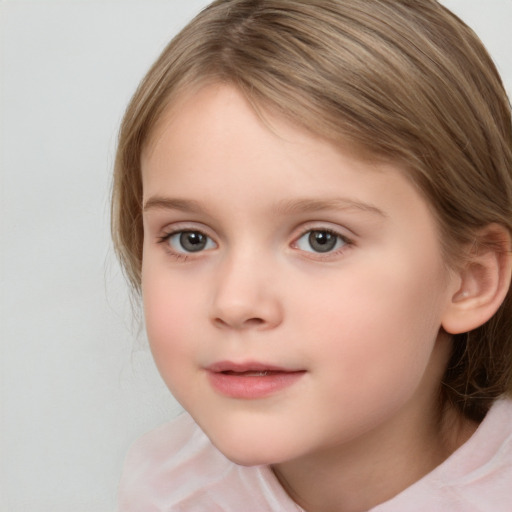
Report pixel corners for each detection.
[206,360,306,399]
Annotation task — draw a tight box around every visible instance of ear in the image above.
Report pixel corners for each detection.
[442,224,512,335]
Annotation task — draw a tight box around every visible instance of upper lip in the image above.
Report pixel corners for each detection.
[206,361,302,373]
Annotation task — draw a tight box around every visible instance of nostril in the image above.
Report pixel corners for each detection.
[213,316,265,329]
[214,317,228,328]
[244,317,265,327]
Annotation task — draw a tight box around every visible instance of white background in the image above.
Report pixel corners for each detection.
[0,1,511,510]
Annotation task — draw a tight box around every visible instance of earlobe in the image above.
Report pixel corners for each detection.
[442,224,512,335]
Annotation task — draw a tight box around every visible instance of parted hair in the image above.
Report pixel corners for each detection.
[112,0,512,421]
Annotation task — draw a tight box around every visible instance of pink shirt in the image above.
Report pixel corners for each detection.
[118,398,512,511]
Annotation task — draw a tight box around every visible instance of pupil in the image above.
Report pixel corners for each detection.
[180,231,207,252]
[309,231,336,253]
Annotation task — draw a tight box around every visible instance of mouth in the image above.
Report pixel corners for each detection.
[207,361,300,373]
[221,370,275,376]
[206,361,305,399]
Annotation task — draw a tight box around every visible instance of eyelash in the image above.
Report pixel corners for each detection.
[156,226,354,261]
[157,229,214,262]
[293,228,353,259]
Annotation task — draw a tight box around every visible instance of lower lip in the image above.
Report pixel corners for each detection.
[207,371,305,399]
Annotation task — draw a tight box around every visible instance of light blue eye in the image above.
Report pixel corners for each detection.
[295,230,346,253]
[168,231,216,253]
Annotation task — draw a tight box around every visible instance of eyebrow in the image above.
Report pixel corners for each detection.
[143,195,386,218]
[143,197,207,214]
[273,197,386,217]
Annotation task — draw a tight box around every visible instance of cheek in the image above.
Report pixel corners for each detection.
[143,276,181,340]
[141,267,202,384]
[292,254,450,383]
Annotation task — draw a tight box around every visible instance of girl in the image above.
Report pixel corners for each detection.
[113,1,512,510]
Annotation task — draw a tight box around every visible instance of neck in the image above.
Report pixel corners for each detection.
[272,397,478,512]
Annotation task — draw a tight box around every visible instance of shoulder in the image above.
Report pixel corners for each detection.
[373,397,512,512]
[443,397,512,511]
[117,413,225,510]
[119,413,212,478]
[117,413,298,512]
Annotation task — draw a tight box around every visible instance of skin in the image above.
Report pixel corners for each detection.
[140,84,476,512]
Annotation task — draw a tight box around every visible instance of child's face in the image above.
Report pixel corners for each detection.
[141,84,459,466]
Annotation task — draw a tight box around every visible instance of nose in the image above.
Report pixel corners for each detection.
[209,251,283,331]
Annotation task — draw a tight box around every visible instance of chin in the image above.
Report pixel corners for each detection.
[207,430,293,467]
[189,404,306,466]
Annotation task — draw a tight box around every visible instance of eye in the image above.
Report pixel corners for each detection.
[295,229,347,253]
[165,230,216,253]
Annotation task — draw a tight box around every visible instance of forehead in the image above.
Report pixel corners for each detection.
[142,80,388,169]
[142,83,388,181]
[141,84,434,233]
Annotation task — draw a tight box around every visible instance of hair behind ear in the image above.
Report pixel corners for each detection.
[441,224,512,421]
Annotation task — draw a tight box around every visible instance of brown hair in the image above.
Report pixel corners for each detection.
[112,0,512,421]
